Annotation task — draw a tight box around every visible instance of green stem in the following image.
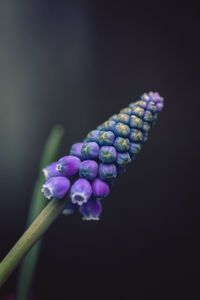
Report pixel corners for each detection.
[0,198,67,288]
[16,125,64,300]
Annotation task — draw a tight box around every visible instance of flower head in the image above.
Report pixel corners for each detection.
[42,91,164,220]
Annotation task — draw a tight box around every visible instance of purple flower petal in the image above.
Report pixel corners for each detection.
[70,178,92,205]
[79,198,102,221]
[42,177,70,200]
[57,155,81,176]
[79,160,98,180]
[92,178,110,199]
[42,162,62,180]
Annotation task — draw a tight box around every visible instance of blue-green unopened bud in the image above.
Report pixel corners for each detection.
[129,129,143,143]
[114,123,130,137]
[114,137,130,152]
[81,142,100,159]
[99,146,117,163]
[97,131,115,146]
[116,152,131,167]
[116,113,130,124]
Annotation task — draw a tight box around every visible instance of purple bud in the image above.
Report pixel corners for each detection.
[156,101,164,112]
[99,146,117,163]
[70,178,92,205]
[79,198,102,221]
[85,130,100,143]
[116,152,131,167]
[42,177,70,200]
[57,155,81,176]
[129,143,141,155]
[99,163,117,181]
[70,143,84,159]
[92,178,110,199]
[62,202,77,215]
[81,142,100,159]
[42,162,61,180]
[79,160,98,180]
[146,101,157,113]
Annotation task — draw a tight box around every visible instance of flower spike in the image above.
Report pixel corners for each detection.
[41,91,164,221]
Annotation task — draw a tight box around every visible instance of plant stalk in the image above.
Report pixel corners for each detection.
[16,124,64,300]
[0,198,67,288]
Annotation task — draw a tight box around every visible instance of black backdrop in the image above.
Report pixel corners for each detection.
[0,1,199,299]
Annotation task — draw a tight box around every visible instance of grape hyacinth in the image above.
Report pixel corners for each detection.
[42,91,164,220]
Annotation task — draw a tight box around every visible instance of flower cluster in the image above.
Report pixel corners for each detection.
[42,92,164,220]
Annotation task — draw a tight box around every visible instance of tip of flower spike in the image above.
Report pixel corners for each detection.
[141,91,164,111]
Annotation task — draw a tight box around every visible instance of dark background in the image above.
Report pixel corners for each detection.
[0,1,199,299]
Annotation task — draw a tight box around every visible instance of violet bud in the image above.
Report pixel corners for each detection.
[79,198,102,221]
[79,160,98,180]
[99,146,117,164]
[99,163,117,181]
[85,130,100,143]
[42,162,61,180]
[92,178,110,199]
[129,143,141,156]
[116,152,131,167]
[156,101,164,112]
[42,177,70,200]
[57,155,81,176]
[81,142,100,159]
[70,143,84,159]
[70,178,92,205]
[146,101,157,113]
